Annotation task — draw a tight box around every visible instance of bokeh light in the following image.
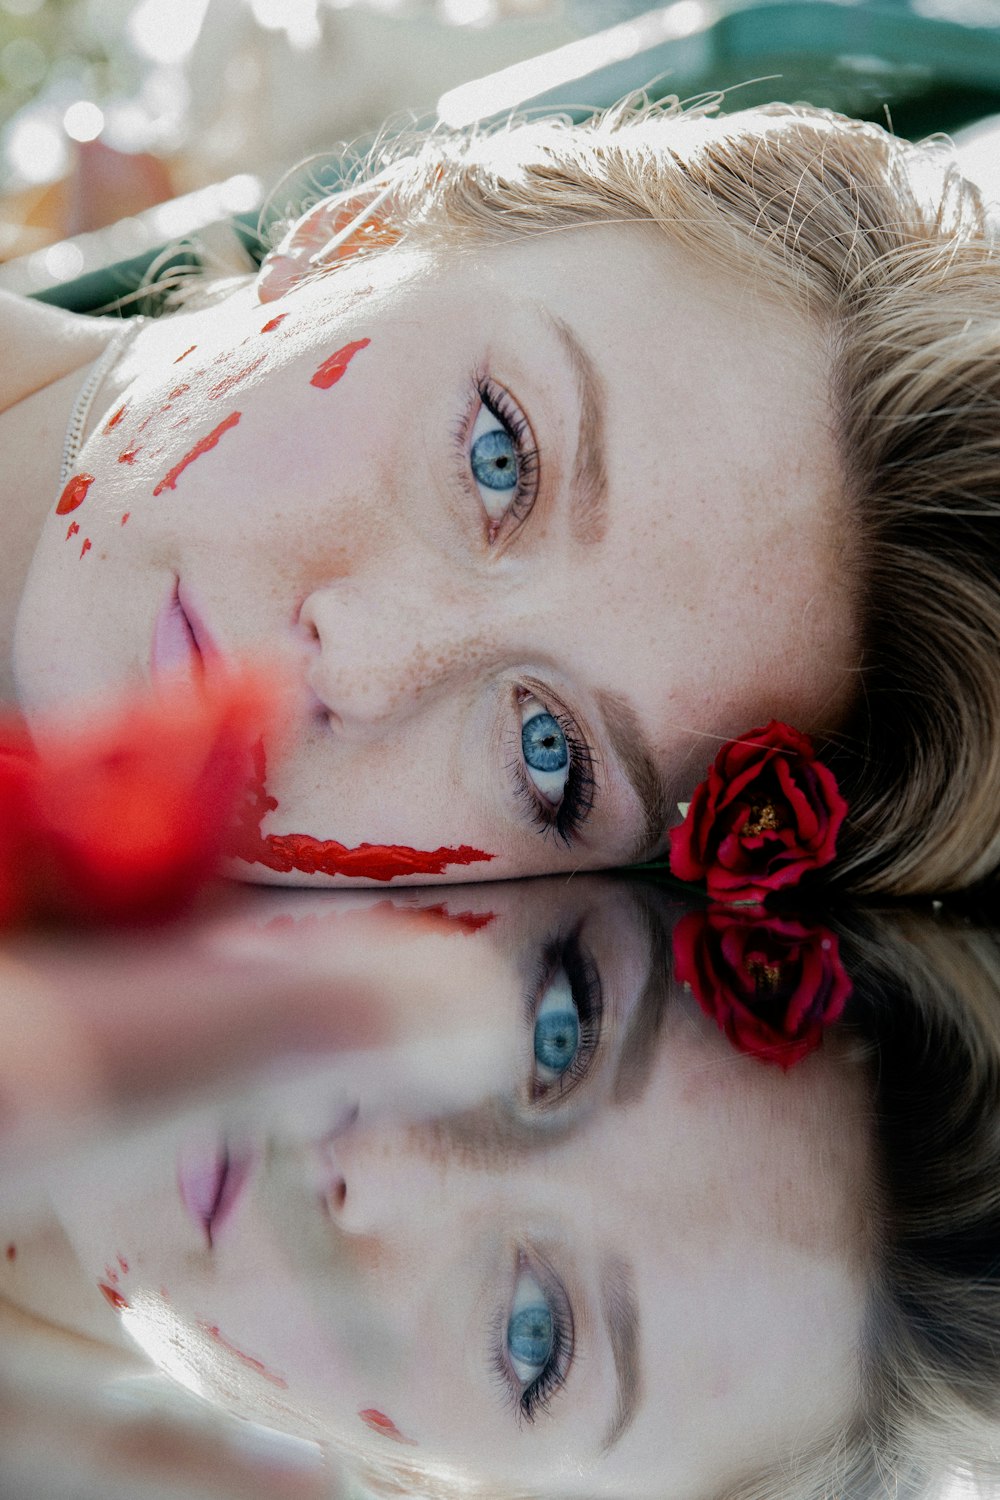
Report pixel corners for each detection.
[63,98,104,141]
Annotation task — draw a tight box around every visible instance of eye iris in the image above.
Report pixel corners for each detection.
[507,1305,554,1367]
[471,427,517,491]
[534,1009,580,1073]
[522,713,568,773]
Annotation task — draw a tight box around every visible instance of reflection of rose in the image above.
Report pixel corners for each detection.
[672,909,852,1069]
[669,721,847,904]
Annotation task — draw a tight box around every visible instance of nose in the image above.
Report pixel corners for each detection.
[298,571,504,734]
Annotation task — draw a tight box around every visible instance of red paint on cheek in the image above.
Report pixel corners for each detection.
[260,314,287,333]
[207,354,267,401]
[99,1282,129,1310]
[56,472,94,515]
[65,520,80,541]
[167,383,190,402]
[117,1255,129,1273]
[103,403,127,433]
[118,444,142,465]
[359,1409,418,1446]
[5,1243,15,1262]
[121,512,130,526]
[232,742,494,880]
[174,344,197,363]
[310,337,370,390]
[153,411,241,495]
[79,538,92,559]
[197,1322,288,1388]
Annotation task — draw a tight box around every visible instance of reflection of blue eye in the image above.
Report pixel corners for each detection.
[507,1303,554,1369]
[471,426,518,491]
[534,1005,580,1075]
[522,713,568,774]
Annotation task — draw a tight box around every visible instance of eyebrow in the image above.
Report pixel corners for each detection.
[597,689,675,863]
[540,310,609,547]
[600,1254,643,1451]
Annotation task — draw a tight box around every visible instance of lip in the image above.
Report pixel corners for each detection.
[151,580,222,686]
[177,1139,256,1247]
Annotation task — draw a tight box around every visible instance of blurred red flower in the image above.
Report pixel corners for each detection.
[672,907,852,1069]
[0,675,274,928]
[669,720,847,904]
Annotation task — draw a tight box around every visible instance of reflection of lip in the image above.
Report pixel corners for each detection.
[177,1141,256,1247]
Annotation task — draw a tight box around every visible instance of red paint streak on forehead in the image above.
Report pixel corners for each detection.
[174,344,197,363]
[261,314,287,333]
[153,411,241,495]
[359,1410,418,1446]
[207,354,267,402]
[99,1282,129,1310]
[121,512,130,525]
[232,741,494,881]
[118,444,142,465]
[79,538,92,558]
[197,1322,288,1388]
[56,473,94,514]
[310,338,370,390]
[103,403,127,433]
[65,520,80,540]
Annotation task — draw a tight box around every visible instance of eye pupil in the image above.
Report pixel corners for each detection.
[471,428,518,491]
[534,1010,580,1072]
[508,1305,554,1366]
[522,713,568,773]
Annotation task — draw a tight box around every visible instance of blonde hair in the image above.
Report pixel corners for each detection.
[279,98,1000,898]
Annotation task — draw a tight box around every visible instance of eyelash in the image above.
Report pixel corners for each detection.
[527,930,603,1104]
[509,690,597,846]
[490,1256,574,1424]
[454,375,540,541]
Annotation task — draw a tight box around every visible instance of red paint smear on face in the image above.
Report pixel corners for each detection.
[99,1282,129,1310]
[80,538,92,559]
[174,344,197,363]
[66,520,80,540]
[207,355,267,401]
[5,1243,15,1262]
[310,338,370,390]
[56,472,94,515]
[153,411,241,495]
[167,384,190,402]
[103,403,127,434]
[197,1322,288,1388]
[118,444,142,465]
[232,741,494,881]
[104,1266,119,1285]
[261,314,287,333]
[359,1410,418,1446]
[121,512,130,525]
[117,1255,129,1273]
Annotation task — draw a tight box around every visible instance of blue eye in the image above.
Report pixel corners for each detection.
[471,425,518,492]
[534,973,580,1077]
[522,711,568,772]
[507,1270,555,1383]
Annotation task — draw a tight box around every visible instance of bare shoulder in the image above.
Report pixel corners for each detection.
[0,288,115,414]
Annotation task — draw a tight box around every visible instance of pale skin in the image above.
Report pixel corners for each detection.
[1,878,874,1499]
[1,212,857,885]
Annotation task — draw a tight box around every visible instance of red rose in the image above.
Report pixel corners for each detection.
[672,908,852,1069]
[669,720,847,904]
[0,673,275,928]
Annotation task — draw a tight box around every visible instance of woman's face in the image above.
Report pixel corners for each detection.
[15,225,856,884]
[50,879,872,1498]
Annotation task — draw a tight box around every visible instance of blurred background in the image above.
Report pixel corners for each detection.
[0,0,998,301]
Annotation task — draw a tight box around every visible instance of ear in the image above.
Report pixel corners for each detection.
[256,180,400,304]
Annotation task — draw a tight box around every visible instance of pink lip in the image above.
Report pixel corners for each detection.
[177,584,223,668]
[151,581,222,685]
[178,1140,256,1247]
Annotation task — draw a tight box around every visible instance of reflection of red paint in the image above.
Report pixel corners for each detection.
[197,1322,288,1388]
[208,355,267,401]
[66,521,80,541]
[80,538,92,559]
[103,404,127,433]
[232,741,493,880]
[261,314,287,333]
[416,904,495,933]
[153,411,241,495]
[310,338,370,390]
[56,473,94,515]
[121,512,130,526]
[99,1282,129,1310]
[5,1243,15,1262]
[118,444,141,465]
[174,345,197,363]
[359,1410,418,1446]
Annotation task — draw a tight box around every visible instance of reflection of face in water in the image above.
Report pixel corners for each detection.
[48,880,873,1498]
